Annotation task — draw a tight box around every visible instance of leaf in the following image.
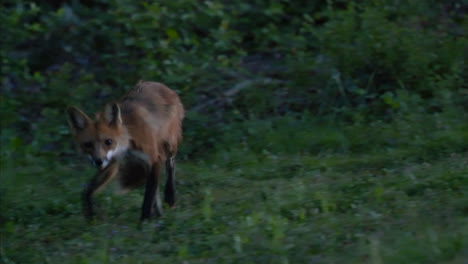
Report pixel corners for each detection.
[166,28,179,40]
[5,221,14,233]
[10,137,23,150]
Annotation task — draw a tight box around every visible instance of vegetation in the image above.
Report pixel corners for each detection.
[1,0,467,263]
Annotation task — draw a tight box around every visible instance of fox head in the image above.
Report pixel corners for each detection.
[67,103,128,169]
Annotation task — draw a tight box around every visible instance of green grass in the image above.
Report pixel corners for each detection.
[1,111,467,264]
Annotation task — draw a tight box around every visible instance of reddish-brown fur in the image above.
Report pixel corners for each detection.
[119,81,183,161]
[67,81,184,221]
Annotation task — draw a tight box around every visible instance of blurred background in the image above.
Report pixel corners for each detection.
[1,1,467,263]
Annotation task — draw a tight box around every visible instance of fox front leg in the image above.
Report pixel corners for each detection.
[82,162,119,220]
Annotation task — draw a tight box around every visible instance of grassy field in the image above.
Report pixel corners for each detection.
[1,110,467,264]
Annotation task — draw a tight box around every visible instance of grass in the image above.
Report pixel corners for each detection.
[1,111,467,264]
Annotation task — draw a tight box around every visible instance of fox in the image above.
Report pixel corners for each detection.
[67,81,184,221]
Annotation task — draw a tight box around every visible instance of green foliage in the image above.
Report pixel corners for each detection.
[1,0,466,156]
[1,0,467,263]
[315,1,466,105]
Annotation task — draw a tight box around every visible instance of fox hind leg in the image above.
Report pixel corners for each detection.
[164,156,176,207]
[141,162,163,221]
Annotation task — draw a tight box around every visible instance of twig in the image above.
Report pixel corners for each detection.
[191,78,284,112]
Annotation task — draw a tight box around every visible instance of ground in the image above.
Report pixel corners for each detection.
[1,111,467,264]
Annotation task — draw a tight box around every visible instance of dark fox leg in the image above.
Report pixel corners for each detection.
[164,156,176,207]
[141,162,162,221]
[82,162,119,220]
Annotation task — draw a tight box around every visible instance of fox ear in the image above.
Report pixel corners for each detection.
[103,103,122,127]
[67,106,91,132]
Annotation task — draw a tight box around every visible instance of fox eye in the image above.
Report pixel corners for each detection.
[104,139,113,146]
[82,142,93,149]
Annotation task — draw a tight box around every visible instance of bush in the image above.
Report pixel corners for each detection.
[1,0,466,158]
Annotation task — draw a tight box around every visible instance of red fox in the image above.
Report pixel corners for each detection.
[67,81,184,221]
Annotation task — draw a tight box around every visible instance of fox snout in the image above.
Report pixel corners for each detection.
[93,158,103,167]
[88,155,108,168]
[87,147,124,169]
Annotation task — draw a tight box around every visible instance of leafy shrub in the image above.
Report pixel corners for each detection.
[1,0,466,158]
